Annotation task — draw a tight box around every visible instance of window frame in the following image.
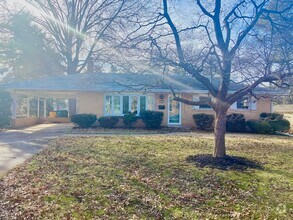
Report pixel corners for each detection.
[230,96,257,111]
[192,95,212,110]
[236,97,249,110]
[105,95,123,116]
[104,93,155,116]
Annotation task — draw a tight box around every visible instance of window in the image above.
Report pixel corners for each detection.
[140,96,146,112]
[147,95,154,110]
[199,97,212,109]
[230,97,257,110]
[192,96,212,110]
[113,96,121,114]
[105,95,112,114]
[237,97,249,109]
[105,94,154,116]
[105,95,121,115]
[123,96,129,114]
[131,96,138,114]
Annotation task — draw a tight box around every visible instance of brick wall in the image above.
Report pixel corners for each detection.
[76,92,104,117]
[75,91,272,128]
[154,92,272,128]
[154,93,169,126]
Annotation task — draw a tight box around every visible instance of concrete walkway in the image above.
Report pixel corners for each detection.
[0,123,73,176]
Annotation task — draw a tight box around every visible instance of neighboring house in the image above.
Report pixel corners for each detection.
[0,73,276,128]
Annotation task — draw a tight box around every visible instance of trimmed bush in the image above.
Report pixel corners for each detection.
[246,120,272,134]
[259,112,283,120]
[226,113,246,133]
[71,114,97,128]
[98,116,120,128]
[123,112,138,128]
[193,113,214,131]
[0,90,12,128]
[140,110,163,129]
[268,119,290,133]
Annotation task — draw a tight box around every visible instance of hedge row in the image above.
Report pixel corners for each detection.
[72,111,290,134]
[246,113,290,134]
[192,112,290,134]
[71,110,163,129]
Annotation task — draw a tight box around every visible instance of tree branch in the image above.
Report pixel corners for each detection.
[162,0,184,62]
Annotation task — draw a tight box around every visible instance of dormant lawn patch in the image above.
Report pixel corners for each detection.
[0,135,292,219]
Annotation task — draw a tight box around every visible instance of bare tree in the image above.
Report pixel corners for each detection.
[29,0,139,74]
[124,0,293,158]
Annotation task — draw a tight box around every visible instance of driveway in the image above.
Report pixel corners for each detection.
[0,123,73,176]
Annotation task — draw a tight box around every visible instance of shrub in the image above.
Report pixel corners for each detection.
[0,90,12,128]
[71,114,97,128]
[140,110,163,129]
[193,113,214,131]
[259,112,283,120]
[98,116,120,128]
[246,120,272,134]
[268,119,290,133]
[123,112,138,128]
[226,113,246,133]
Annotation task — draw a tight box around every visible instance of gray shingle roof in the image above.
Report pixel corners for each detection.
[0,72,272,93]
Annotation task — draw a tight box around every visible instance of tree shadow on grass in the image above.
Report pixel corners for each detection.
[186,154,263,171]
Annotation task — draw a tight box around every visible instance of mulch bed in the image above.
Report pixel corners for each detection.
[186,154,263,171]
[69,126,197,134]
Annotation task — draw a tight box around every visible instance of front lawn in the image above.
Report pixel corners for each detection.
[0,134,293,219]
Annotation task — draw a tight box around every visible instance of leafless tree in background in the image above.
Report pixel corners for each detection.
[30,0,141,74]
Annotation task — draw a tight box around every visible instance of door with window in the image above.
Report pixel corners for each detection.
[168,95,181,125]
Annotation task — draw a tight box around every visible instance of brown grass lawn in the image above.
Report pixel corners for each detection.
[0,134,293,219]
[274,104,293,114]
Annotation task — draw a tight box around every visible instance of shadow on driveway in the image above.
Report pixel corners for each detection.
[0,123,73,176]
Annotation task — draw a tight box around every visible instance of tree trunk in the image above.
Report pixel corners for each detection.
[214,107,228,158]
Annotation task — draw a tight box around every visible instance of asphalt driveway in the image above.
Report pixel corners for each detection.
[0,123,73,176]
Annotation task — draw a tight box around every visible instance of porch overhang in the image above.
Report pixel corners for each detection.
[6,89,76,128]
[12,89,78,99]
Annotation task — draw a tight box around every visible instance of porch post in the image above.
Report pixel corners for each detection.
[11,91,17,120]
[44,98,47,117]
[37,97,40,117]
[27,96,30,118]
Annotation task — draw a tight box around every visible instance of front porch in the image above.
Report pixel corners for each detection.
[10,90,76,128]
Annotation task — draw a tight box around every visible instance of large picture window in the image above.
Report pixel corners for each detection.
[105,94,154,116]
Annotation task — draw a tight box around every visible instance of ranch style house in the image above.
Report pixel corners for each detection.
[0,73,277,128]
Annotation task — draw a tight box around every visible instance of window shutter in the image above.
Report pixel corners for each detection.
[192,95,199,110]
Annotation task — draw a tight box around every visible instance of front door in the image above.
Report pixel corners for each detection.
[168,95,181,125]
